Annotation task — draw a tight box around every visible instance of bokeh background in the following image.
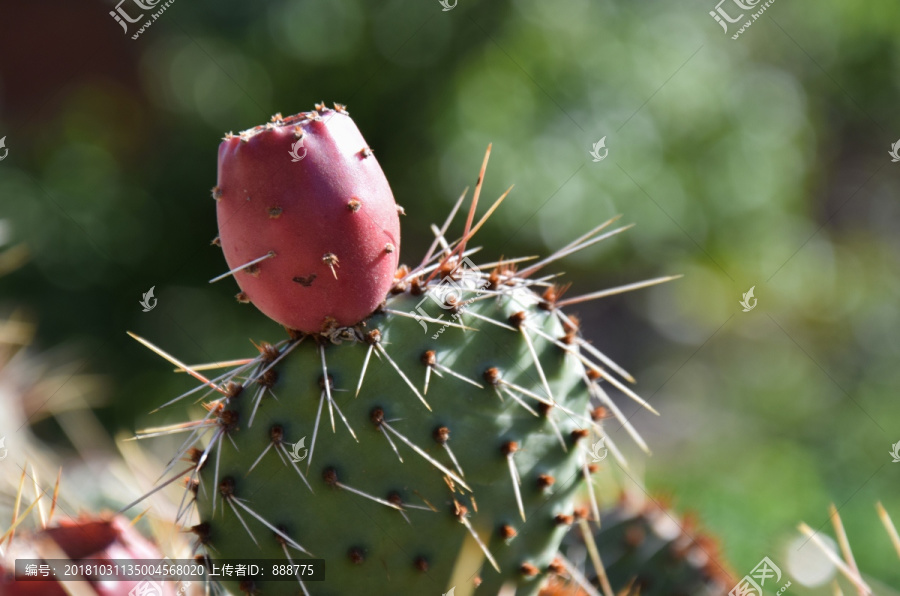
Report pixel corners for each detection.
[1,0,899,593]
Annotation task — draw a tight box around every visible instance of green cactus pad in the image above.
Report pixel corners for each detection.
[133,167,671,594]
[190,278,603,595]
[549,492,732,596]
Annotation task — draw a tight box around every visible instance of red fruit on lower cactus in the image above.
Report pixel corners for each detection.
[215,105,401,334]
[1,515,176,595]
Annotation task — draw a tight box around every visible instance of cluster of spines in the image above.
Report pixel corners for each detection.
[797,502,900,594]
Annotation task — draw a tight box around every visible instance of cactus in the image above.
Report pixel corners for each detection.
[1,514,176,596]
[129,106,678,595]
[0,306,198,595]
[544,490,732,596]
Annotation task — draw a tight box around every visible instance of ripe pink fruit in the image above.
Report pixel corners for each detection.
[1,515,175,596]
[215,104,401,334]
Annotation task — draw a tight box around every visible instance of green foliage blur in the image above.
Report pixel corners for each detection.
[1,0,898,591]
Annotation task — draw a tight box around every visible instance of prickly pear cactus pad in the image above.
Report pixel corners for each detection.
[546,492,732,596]
[128,106,677,596]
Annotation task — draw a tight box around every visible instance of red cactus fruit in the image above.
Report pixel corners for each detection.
[1,514,177,595]
[215,104,401,334]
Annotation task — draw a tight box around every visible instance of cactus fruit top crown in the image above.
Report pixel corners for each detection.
[128,105,679,596]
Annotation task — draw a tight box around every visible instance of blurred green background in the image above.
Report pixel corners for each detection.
[1,0,898,592]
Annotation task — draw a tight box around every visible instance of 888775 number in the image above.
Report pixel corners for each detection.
[271,564,315,576]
